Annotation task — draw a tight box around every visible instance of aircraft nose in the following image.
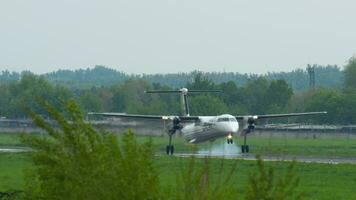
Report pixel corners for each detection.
[230,122,239,133]
[218,122,239,133]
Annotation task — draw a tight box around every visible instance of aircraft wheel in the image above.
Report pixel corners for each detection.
[241,145,245,153]
[170,145,174,155]
[166,145,170,155]
[166,145,174,155]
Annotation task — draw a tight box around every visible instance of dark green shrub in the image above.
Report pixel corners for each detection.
[171,157,239,200]
[246,155,303,200]
[21,100,159,200]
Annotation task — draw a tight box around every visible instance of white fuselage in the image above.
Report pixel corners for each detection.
[181,114,239,143]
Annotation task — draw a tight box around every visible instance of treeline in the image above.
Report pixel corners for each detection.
[0,58,354,124]
[1,64,342,91]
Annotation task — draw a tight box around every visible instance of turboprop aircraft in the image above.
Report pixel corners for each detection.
[89,88,327,155]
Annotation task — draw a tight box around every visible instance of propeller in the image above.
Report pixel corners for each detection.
[245,116,258,134]
[167,117,182,134]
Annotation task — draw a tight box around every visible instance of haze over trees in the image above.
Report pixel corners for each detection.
[0,65,343,91]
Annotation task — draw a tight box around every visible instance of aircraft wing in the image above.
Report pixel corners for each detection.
[88,112,199,122]
[235,111,327,120]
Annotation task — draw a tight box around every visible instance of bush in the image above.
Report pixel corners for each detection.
[246,155,303,200]
[171,157,239,200]
[21,100,159,200]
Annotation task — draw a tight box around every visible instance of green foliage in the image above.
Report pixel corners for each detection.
[21,101,159,200]
[0,74,72,118]
[344,56,356,89]
[265,80,293,113]
[244,78,270,114]
[78,91,103,113]
[186,72,217,90]
[189,95,228,115]
[301,89,356,124]
[1,66,353,124]
[246,156,302,200]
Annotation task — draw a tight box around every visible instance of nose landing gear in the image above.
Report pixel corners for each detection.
[227,134,233,144]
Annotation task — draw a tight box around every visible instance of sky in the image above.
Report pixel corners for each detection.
[1,0,356,74]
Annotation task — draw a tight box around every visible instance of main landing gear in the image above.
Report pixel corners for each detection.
[166,117,181,155]
[241,133,249,153]
[166,131,174,155]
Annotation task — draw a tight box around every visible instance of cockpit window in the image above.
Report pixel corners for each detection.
[217,118,229,122]
[217,117,236,122]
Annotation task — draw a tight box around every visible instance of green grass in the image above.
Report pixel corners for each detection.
[0,153,31,192]
[156,156,356,200]
[0,133,23,146]
[244,137,356,157]
[1,132,356,199]
[1,153,356,200]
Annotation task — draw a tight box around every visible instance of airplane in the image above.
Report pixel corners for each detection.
[88,88,327,155]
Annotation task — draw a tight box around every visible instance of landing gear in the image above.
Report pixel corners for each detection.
[241,133,249,153]
[241,145,249,153]
[165,117,182,155]
[166,132,174,155]
[227,138,233,144]
[166,145,174,155]
[227,134,233,144]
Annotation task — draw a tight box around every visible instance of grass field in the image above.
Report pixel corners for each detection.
[1,153,356,200]
[1,132,356,199]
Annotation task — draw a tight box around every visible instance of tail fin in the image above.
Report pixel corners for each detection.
[145,88,221,116]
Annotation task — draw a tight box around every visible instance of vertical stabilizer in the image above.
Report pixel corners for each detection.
[145,88,221,116]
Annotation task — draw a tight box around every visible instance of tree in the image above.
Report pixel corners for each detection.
[189,95,228,115]
[244,77,270,114]
[265,80,293,113]
[186,73,217,90]
[344,56,356,89]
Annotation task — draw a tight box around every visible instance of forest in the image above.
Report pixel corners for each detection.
[0,58,354,124]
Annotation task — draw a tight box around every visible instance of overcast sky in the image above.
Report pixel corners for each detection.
[1,0,355,74]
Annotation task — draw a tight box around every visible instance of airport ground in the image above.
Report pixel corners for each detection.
[1,132,356,199]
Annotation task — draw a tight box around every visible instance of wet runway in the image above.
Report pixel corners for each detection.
[0,147,30,153]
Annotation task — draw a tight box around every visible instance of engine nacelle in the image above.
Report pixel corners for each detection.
[243,115,258,134]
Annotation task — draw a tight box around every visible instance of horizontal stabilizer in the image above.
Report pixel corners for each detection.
[145,88,221,94]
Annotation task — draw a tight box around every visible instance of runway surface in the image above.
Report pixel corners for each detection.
[0,147,31,153]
